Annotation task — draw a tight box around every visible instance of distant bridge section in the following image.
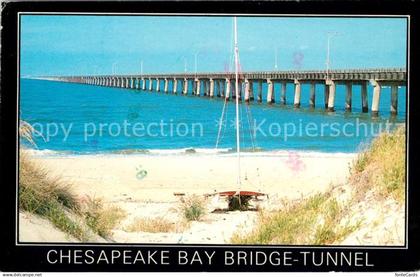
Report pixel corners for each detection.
[46,68,407,116]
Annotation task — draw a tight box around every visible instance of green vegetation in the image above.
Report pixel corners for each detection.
[231,192,357,244]
[228,195,253,211]
[82,197,126,238]
[179,195,206,221]
[232,127,405,245]
[19,120,126,241]
[126,217,184,233]
[351,126,405,203]
[19,153,88,241]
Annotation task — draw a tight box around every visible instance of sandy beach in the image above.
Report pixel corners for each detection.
[20,151,356,244]
[29,151,355,203]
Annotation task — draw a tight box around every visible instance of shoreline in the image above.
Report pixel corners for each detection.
[24,147,358,159]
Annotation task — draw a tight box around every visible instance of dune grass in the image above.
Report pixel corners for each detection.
[232,127,405,245]
[19,152,88,241]
[82,197,126,238]
[19,120,126,241]
[179,195,206,221]
[351,126,405,203]
[231,192,357,245]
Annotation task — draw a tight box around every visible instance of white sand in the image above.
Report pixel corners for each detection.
[20,152,356,244]
[31,152,355,202]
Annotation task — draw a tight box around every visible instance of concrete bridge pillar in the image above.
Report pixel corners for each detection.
[324,84,329,109]
[391,84,398,116]
[195,79,201,96]
[370,80,381,117]
[309,82,316,108]
[141,78,146,90]
[156,79,160,92]
[267,79,275,104]
[183,78,188,95]
[149,78,153,91]
[164,78,169,93]
[220,80,225,97]
[209,79,215,97]
[131,78,135,89]
[294,79,301,108]
[126,78,130,89]
[225,79,231,100]
[173,78,178,94]
[244,79,251,103]
[361,82,368,113]
[116,78,120,87]
[345,82,352,112]
[258,80,263,103]
[326,79,336,112]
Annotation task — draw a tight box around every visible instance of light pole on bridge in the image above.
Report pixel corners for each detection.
[112,62,118,75]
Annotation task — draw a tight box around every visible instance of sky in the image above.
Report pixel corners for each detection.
[20,15,407,76]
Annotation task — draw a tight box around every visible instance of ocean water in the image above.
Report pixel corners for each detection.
[20,78,406,154]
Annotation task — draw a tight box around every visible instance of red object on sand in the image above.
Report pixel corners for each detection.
[218,191,265,197]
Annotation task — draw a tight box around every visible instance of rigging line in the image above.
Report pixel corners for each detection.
[246,102,257,150]
[245,104,255,151]
[215,97,229,149]
[220,99,229,145]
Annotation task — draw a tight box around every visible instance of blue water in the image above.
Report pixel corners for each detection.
[20,79,406,154]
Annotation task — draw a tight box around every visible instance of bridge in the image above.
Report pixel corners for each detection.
[48,68,407,116]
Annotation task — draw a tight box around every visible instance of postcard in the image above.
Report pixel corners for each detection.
[1,1,418,273]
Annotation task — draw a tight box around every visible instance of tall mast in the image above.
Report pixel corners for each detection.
[234,17,241,189]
